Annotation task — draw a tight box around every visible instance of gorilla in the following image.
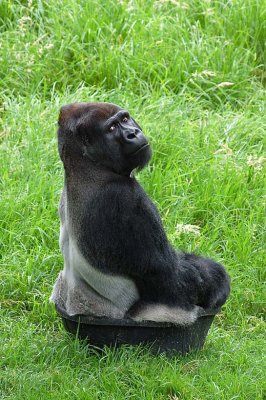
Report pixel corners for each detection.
[50,102,230,324]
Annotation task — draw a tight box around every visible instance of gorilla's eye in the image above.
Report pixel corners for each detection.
[122,116,128,123]
[109,124,116,132]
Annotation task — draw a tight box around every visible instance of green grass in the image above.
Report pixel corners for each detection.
[0,0,265,399]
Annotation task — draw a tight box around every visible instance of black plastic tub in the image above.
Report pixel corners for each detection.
[56,305,220,355]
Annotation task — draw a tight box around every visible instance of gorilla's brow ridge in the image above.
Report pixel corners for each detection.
[103,110,129,128]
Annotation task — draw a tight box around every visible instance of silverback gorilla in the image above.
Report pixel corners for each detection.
[50,102,230,324]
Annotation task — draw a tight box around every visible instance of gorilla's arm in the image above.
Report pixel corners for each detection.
[77,178,230,311]
[78,178,171,275]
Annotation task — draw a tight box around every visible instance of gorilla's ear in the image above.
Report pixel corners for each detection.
[58,103,88,161]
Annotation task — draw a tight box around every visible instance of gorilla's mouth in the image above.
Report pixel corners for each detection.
[131,143,150,156]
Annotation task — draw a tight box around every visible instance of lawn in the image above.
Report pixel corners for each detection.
[0,0,265,399]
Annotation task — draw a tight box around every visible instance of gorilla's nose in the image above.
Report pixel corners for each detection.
[126,131,137,140]
[122,129,149,153]
[123,128,139,141]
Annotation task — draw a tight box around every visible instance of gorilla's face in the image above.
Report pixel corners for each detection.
[58,102,152,176]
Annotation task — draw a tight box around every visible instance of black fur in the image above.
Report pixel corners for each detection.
[58,102,230,316]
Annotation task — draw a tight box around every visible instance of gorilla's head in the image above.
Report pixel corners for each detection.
[58,102,152,176]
